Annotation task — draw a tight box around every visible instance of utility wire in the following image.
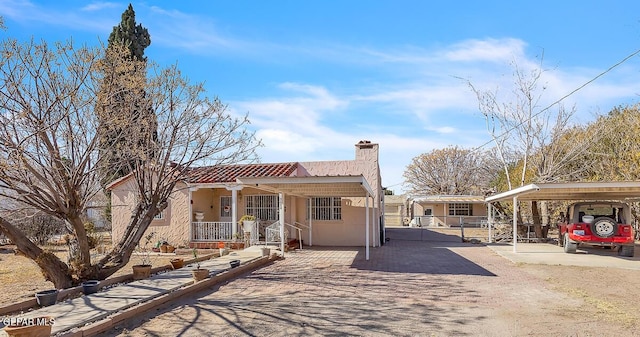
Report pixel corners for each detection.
[473,47,640,152]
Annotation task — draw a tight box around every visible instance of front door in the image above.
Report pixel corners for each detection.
[423,207,434,227]
[220,196,232,222]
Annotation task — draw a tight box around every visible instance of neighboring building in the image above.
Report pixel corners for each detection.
[410,195,487,227]
[109,141,383,253]
[383,194,410,226]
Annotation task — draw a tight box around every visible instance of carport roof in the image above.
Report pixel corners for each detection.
[236,175,375,197]
[485,181,640,202]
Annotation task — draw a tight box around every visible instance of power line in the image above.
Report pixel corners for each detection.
[473,47,640,152]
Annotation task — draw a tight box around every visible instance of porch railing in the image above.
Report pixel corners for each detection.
[192,221,233,241]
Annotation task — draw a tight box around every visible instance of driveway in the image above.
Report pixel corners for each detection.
[101,228,638,336]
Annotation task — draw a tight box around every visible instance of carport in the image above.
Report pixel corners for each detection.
[485,181,640,252]
[236,175,379,260]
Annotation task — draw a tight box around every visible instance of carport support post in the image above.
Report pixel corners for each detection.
[279,192,285,255]
[366,193,370,260]
[513,196,518,253]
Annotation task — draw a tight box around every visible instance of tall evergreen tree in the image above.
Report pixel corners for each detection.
[108,4,150,62]
[97,4,155,187]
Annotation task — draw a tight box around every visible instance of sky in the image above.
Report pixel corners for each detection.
[2,1,640,194]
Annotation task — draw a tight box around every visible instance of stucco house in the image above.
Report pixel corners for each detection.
[109,141,383,258]
[383,194,410,226]
[410,195,487,227]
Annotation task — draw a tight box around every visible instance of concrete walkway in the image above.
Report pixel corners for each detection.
[0,248,267,336]
[487,242,640,269]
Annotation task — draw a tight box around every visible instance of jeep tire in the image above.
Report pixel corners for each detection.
[563,234,577,254]
[591,217,617,238]
[618,245,635,257]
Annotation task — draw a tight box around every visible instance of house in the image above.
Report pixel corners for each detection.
[383,194,410,226]
[410,195,487,227]
[109,141,383,258]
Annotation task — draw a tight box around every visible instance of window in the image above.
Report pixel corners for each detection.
[220,196,232,218]
[244,195,279,221]
[309,197,342,221]
[448,203,472,216]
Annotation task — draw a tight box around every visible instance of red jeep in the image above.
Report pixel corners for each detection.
[558,202,635,257]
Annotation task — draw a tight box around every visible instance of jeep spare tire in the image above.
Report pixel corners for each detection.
[591,217,617,238]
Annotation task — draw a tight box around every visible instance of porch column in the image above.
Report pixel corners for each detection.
[373,206,377,248]
[279,192,285,254]
[308,198,313,246]
[226,185,244,239]
[513,196,518,253]
[488,203,493,243]
[188,187,197,243]
[366,193,370,260]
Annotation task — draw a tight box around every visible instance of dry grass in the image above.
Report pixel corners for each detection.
[0,242,195,307]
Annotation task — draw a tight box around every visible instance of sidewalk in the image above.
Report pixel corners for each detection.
[1,248,270,336]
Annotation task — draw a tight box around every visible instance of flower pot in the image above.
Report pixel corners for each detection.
[170,258,184,269]
[160,244,168,253]
[3,316,54,337]
[192,268,209,281]
[35,289,58,307]
[132,264,152,280]
[166,245,176,253]
[81,280,100,295]
[260,247,270,257]
[229,259,240,268]
[242,220,255,232]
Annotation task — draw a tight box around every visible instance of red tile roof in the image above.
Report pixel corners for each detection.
[186,162,299,183]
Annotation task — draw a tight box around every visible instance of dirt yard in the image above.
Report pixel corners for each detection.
[0,244,194,308]
[2,228,640,336]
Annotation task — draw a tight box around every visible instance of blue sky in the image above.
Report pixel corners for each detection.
[2,1,640,193]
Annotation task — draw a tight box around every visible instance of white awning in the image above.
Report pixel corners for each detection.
[236,175,375,197]
[485,181,640,203]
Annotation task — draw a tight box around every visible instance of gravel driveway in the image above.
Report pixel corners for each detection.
[101,228,638,336]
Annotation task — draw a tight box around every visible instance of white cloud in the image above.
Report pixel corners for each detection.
[81,2,119,12]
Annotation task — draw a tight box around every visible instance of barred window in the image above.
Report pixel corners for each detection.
[154,211,164,220]
[244,195,279,221]
[448,203,472,216]
[309,197,342,221]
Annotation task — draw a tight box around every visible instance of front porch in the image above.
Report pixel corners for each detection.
[190,220,307,250]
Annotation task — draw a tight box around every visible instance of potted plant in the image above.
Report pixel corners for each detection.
[231,232,244,249]
[170,258,184,269]
[81,280,100,295]
[35,289,59,307]
[238,214,256,232]
[191,248,209,281]
[157,239,169,253]
[132,232,155,280]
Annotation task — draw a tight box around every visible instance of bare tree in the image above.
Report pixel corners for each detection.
[0,38,259,287]
[466,58,598,238]
[403,145,496,196]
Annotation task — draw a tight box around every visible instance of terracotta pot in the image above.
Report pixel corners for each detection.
[170,258,184,269]
[166,245,176,253]
[3,316,54,337]
[192,268,209,282]
[132,265,152,280]
[35,289,58,307]
[160,244,168,253]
